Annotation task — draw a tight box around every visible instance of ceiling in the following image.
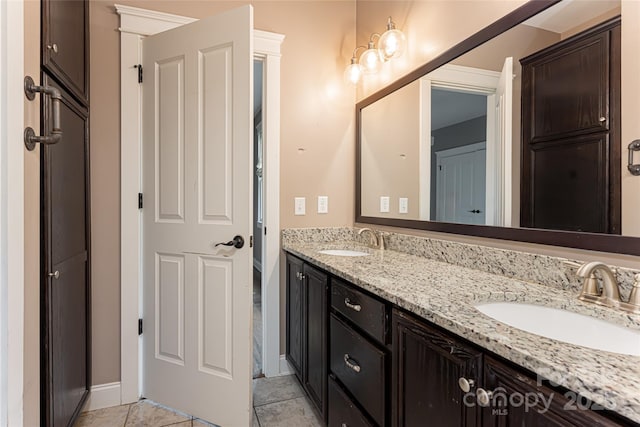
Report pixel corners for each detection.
[431,88,486,130]
[525,0,619,34]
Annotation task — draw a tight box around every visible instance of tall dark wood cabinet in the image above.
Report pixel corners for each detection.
[285,255,329,420]
[41,0,90,426]
[392,309,482,427]
[520,17,620,234]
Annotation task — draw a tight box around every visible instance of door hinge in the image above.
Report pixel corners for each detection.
[138,193,143,209]
[250,235,253,248]
[134,64,143,83]
[138,318,143,335]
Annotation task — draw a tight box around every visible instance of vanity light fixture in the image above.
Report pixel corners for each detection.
[345,16,406,85]
[379,17,406,60]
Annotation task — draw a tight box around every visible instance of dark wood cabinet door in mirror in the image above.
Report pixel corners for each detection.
[42,0,89,104]
[41,75,90,427]
[392,309,482,427]
[303,263,328,420]
[482,356,626,427]
[285,255,304,381]
[521,18,620,234]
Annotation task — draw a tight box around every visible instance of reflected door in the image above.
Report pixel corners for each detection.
[436,142,486,225]
[142,5,253,425]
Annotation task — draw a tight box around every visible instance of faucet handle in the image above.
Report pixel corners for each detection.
[628,274,640,307]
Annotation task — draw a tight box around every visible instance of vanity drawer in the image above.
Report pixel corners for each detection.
[328,376,373,427]
[331,278,387,344]
[330,314,386,426]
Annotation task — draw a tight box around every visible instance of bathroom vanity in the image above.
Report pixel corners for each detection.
[283,229,640,427]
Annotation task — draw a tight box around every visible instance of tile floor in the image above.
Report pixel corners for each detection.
[75,375,322,427]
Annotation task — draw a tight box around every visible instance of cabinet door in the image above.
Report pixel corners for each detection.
[304,264,328,420]
[41,75,90,427]
[392,309,482,427]
[482,356,624,427]
[285,255,304,381]
[42,0,89,103]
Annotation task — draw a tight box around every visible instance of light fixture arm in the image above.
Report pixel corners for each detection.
[350,45,368,63]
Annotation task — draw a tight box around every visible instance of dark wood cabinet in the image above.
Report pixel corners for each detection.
[42,0,90,104]
[520,17,620,234]
[482,356,623,427]
[41,75,91,427]
[304,263,329,418]
[392,309,482,427]
[286,255,304,381]
[285,255,328,420]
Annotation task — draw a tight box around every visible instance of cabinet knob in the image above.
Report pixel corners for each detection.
[458,377,475,393]
[476,388,493,407]
[47,43,58,54]
[599,116,606,123]
[48,271,60,280]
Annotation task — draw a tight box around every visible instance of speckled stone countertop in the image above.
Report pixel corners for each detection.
[282,236,640,424]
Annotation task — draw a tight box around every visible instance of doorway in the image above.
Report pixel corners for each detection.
[253,59,264,378]
[117,5,285,410]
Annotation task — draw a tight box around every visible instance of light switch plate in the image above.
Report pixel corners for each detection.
[294,197,306,215]
[380,196,390,213]
[317,196,328,214]
[399,197,408,214]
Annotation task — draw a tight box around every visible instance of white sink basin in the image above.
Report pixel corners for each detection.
[318,249,369,257]
[475,302,640,356]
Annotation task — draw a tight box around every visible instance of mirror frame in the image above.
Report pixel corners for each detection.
[355,0,640,256]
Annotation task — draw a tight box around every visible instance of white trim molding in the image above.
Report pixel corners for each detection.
[278,355,293,377]
[116,5,284,404]
[0,0,25,424]
[82,382,122,412]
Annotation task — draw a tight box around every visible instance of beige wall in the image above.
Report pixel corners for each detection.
[90,0,356,383]
[361,80,420,219]
[24,0,40,423]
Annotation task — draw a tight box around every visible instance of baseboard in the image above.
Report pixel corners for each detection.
[82,382,122,412]
[279,354,293,376]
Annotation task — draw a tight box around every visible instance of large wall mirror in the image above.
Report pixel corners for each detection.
[357,0,640,255]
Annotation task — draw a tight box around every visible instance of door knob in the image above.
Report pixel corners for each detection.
[215,235,244,249]
[458,377,475,393]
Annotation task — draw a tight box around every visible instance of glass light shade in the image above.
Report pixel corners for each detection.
[344,62,363,85]
[379,28,406,60]
[359,47,383,74]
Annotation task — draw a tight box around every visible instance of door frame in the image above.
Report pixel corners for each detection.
[116,4,284,406]
[0,0,25,424]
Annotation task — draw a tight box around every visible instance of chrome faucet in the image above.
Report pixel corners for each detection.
[576,261,640,314]
[357,227,385,250]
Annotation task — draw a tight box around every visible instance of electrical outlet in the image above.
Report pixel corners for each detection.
[294,197,306,215]
[399,197,409,214]
[317,196,328,214]
[380,196,390,213]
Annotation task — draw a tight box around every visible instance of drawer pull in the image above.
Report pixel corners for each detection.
[343,354,361,373]
[341,424,348,427]
[344,298,362,312]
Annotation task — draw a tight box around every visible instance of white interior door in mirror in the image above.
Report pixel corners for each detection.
[435,142,486,224]
[142,5,253,426]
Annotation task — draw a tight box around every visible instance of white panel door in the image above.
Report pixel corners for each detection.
[436,142,486,225]
[142,6,253,426]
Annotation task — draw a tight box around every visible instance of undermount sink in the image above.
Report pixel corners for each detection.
[475,302,640,356]
[318,249,369,257]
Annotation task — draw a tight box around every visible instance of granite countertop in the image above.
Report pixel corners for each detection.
[282,240,640,424]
